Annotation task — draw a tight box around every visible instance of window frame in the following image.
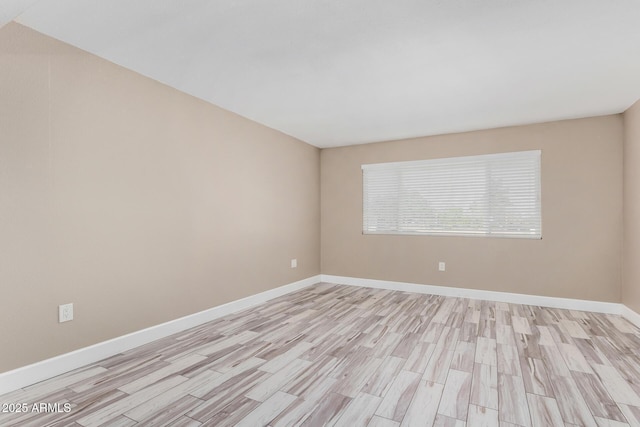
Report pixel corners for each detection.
[361,150,542,239]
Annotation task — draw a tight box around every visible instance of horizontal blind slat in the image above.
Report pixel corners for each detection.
[363,150,541,238]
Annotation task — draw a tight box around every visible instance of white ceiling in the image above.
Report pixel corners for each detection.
[9,0,640,148]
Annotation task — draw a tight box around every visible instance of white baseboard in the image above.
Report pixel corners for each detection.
[320,275,623,315]
[0,275,320,396]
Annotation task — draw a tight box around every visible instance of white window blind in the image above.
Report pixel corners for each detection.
[362,150,541,238]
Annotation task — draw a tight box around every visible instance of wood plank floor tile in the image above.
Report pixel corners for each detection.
[512,316,532,335]
[558,343,594,374]
[95,415,136,426]
[459,321,479,343]
[400,380,444,427]
[423,345,455,384]
[421,322,446,343]
[559,319,591,339]
[368,332,405,359]
[519,356,554,397]
[548,324,574,346]
[326,345,370,379]
[548,375,597,427]
[329,392,382,427]
[188,357,266,399]
[618,404,640,427]
[269,396,315,427]
[76,375,188,426]
[375,369,420,421]
[167,415,202,426]
[436,326,461,350]
[187,371,266,420]
[392,332,422,359]
[496,343,521,376]
[362,356,406,397]
[122,369,215,421]
[2,283,639,427]
[470,363,498,411]
[245,357,312,402]
[235,391,296,427]
[592,364,640,407]
[514,331,543,359]
[606,315,637,334]
[451,341,476,373]
[437,369,472,421]
[593,417,631,427]
[281,355,339,398]
[49,390,128,427]
[536,326,557,346]
[433,414,466,426]
[573,338,613,366]
[24,366,109,396]
[496,324,516,346]
[526,393,564,427]
[259,341,314,374]
[478,320,496,340]
[302,333,343,360]
[332,355,384,398]
[431,299,456,324]
[270,376,338,426]
[299,392,351,427]
[403,342,435,374]
[368,415,400,427]
[572,372,627,422]
[467,404,499,427]
[539,344,572,378]
[497,373,531,427]
[464,308,480,324]
[193,330,259,356]
[132,394,202,426]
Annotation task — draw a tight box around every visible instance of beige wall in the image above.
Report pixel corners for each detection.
[623,99,640,313]
[0,23,320,373]
[322,116,623,302]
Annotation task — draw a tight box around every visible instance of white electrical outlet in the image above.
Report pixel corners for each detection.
[291,259,297,268]
[59,303,73,323]
[438,262,446,272]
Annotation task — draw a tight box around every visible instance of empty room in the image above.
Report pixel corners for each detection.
[2,1,640,426]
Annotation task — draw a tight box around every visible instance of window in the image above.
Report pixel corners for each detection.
[362,150,541,238]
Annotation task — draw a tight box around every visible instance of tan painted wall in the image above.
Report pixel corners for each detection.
[623,99,640,313]
[0,23,320,373]
[322,116,623,302]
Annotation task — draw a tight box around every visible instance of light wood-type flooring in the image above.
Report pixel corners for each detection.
[2,283,640,426]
